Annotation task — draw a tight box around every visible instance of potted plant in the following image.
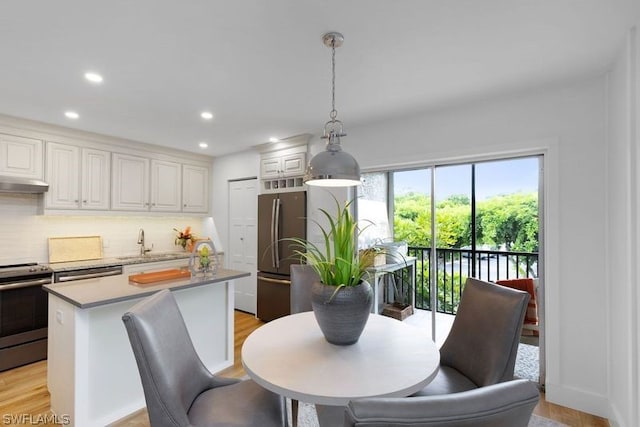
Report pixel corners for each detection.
[287,197,376,345]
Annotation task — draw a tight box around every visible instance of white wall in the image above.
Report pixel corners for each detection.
[606,25,640,427]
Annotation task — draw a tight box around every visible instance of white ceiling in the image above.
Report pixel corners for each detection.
[0,1,637,157]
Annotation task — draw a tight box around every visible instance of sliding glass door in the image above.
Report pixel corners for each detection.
[358,156,542,384]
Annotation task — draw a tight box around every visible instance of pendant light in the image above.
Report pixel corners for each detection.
[304,32,361,187]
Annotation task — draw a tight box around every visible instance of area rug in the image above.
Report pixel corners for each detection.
[290,400,566,426]
[516,342,540,383]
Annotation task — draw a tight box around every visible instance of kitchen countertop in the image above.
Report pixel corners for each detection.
[44,267,249,309]
[46,251,198,271]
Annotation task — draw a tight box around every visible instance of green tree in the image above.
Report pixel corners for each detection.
[394,193,432,247]
[476,192,538,252]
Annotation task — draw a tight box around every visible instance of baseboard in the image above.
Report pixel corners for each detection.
[545,382,610,419]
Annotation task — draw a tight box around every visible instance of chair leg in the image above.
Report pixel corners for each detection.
[291,399,298,427]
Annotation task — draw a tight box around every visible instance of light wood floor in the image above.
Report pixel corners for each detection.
[0,310,609,427]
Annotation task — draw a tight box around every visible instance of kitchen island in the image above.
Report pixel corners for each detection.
[44,268,249,427]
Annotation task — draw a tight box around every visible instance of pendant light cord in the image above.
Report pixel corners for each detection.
[330,40,337,122]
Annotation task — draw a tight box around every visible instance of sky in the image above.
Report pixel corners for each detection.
[393,157,539,200]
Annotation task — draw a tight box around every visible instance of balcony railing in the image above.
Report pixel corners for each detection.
[397,246,538,315]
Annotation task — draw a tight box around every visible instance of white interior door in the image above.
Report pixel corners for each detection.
[229,179,258,313]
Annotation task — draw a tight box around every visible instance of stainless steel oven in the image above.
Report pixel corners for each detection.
[0,263,53,371]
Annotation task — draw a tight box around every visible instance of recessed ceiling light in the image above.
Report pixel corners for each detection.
[199,142,209,149]
[65,111,79,119]
[201,111,214,120]
[269,137,279,143]
[84,72,103,83]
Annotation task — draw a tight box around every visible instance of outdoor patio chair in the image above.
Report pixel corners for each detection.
[496,278,539,337]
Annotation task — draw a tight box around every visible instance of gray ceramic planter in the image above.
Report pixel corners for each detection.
[311,280,373,345]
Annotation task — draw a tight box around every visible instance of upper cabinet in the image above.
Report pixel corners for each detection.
[111,153,150,211]
[82,148,111,210]
[182,164,209,213]
[112,153,207,214]
[260,152,306,179]
[150,159,182,212]
[0,118,211,215]
[259,144,307,193]
[45,142,110,210]
[0,133,44,179]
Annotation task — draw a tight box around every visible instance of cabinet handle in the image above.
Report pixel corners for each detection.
[83,200,87,203]
[152,203,156,206]
[74,199,79,203]
[183,204,187,207]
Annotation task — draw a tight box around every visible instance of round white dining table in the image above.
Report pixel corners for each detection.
[242,311,440,412]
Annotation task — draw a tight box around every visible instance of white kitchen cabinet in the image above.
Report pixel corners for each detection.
[111,153,150,211]
[150,160,182,211]
[182,164,209,213]
[260,152,306,179]
[260,157,281,179]
[81,148,111,210]
[113,153,186,212]
[45,143,110,210]
[281,152,306,176]
[46,143,79,209]
[0,133,44,179]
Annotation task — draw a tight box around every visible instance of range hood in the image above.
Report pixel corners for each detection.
[0,176,49,193]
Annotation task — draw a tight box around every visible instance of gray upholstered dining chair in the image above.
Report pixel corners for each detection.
[345,379,540,427]
[413,277,530,396]
[289,264,320,427]
[290,264,318,314]
[122,289,288,427]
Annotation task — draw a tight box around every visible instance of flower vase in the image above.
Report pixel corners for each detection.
[311,280,373,345]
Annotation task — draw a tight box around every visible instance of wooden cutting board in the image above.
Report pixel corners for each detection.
[48,236,103,263]
[129,269,192,286]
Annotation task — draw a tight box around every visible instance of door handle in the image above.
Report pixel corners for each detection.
[259,277,290,285]
[275,199,281,268]
[271,199,277,269]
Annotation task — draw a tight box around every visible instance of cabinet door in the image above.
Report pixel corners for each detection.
[260,157,281,178]
[281,152,306,176]
[150,160,181,212]
[81,148,110,210]
[182,164,209,213]
[45,142,80,209]
[112,153,149,211]
[0,133,44,178]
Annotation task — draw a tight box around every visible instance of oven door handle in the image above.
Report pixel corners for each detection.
[0,278,52,291]
[56,269,122,282]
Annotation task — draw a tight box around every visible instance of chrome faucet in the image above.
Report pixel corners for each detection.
[137,228,153,256]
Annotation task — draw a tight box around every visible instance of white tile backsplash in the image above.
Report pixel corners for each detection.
[0,193,209,264]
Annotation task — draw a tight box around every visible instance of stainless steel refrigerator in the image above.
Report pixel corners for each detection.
[257,191,306,321]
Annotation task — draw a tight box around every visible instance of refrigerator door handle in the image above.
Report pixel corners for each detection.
[259,276,291,285]
[275,198,281,268]
[270,199,277,268]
